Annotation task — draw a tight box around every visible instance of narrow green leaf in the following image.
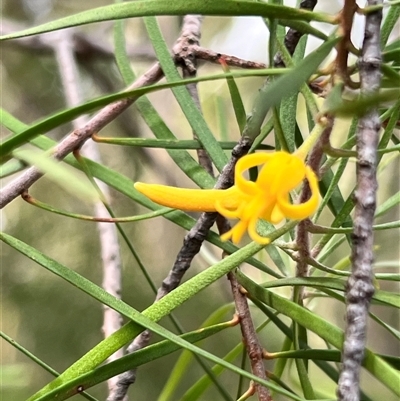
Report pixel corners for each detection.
[271,348,340,362]
[294,351,315,399]
[32,322,233,401]
[270,348,400,370]
[243,35,340,139]
[1,228,299,401]
[219,62,247,133]
[24,195,173,223]
[376,192,400,218]
[1,108,29,132]
[13,149,99,202]
[249,116,275,152]
[384,38,400,53]
[373,290,400,308]
[315,157,350,223]
[381,4,400,46]
[236,271,400,396]
[113,19,135,84]
[316,235,347,266]
[379,96,400,152]
[381,64,400,86]
[0,69,283,161]
[383,48,400,62]
[324,89,400,117]
[158,304,235,401]
[265,244,290,277]
[94,137,272,150]
[0,1,334,41]
[370,312,400,341]
[277,26,308,154]
[260,276,400,308]
[144,17,228,172]
[278,19,328,41]
[0,332,98,401]
[273,106,289,151]
[279,94,297,153]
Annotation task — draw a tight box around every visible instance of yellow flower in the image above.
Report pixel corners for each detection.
[134,151,319,245]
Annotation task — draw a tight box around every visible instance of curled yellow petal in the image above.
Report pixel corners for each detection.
[234,153,272,195]
[276,166,319,220]
[135,150,320,246]
[134,182,240,212]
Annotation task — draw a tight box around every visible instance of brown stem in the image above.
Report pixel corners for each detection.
[336,0,359,85]
[195,47,267,69]
[228,272,272,401]
[337,1,382,399]
[175,15,215,176]
[274,0,318,68]
[296,119,334,298]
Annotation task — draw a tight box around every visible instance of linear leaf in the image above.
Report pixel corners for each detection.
[144,17,228,172]
[33,322,233,401]
[243,35,340,139]
[0,1,334,41]
[94,137,273,150]
[0,331,98,401]
[1,69,282,162]
[158,304,235,401]
[1,229,302,401]
[236,271,400,396]
[13,149,99,202]
[219,61,247,133]
[323,89,400,117]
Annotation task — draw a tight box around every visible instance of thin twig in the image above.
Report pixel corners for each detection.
[228,273,271,401]
[296,119,334,298]
[336,1,382,400]
[274,0,318,68]
[335,0,359,87]
[195,47,267,69]
[290,119,333,397]
[176,15,215,176]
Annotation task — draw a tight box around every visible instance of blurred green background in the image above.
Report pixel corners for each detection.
[1,1,399,400]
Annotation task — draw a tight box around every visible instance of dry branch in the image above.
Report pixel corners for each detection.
[228,272,271,401]
[274,0,318,67]
[337,1,382,400]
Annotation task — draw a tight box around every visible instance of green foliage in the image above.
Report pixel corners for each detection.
[1,1,399,401]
